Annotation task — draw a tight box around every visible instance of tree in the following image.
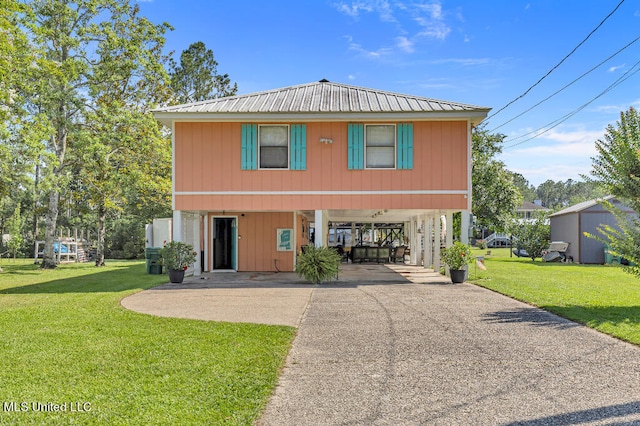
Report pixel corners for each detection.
[21,0,172,268]
[587,107,640,276]
[509,210,550,261]
[169,41,237,104]
[472,126,522,232]
[511,172,537,202]
[7,204,24,259]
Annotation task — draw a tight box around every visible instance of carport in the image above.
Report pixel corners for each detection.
[306,208,470,271]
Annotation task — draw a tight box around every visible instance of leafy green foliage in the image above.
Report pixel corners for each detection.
[587,107,640,276]
[169,41,238,104]
[534,178,604,209]
[472,126,522,232]
[589,107,640,211]
[441,241,473,270]
[6,203,24,258]
[17,0,173,268]
[509,210,550,261]
[296,245,341,284]
[159,241,197,271]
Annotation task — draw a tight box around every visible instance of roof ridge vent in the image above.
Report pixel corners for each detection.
[319,78,330,83]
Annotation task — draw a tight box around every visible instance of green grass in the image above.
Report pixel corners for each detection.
[468,248,640,345]
[0,259,295,425]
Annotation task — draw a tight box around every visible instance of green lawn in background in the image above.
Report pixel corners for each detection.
[468,248,640,345]
[0,260,295,425]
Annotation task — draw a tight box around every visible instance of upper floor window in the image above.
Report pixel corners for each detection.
[365,124,396,169]
[242,123,306,170]
[259,125,289,169]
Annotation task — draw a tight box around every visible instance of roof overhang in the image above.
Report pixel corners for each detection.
[153,110,490,128]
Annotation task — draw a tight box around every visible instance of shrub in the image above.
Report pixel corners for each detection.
[159,241,197,271]
[296,246,341,284]
[441,241,473,270]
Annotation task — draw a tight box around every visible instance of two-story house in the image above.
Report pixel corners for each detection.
[152,80,489,273]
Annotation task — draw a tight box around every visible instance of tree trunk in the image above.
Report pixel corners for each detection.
[33,162,40,242]
[41,189,59,269]
[95,202,106,267]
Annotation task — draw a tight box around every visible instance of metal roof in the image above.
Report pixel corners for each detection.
[152,80,490,125]
[549,196,615,217]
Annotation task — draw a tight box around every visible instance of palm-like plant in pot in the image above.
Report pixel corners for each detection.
[159,241,197,283]
[441,241,473,283]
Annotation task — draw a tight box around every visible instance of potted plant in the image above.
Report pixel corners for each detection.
[296,245,341,284]
[159,241,197,283]
[441,241,473,283]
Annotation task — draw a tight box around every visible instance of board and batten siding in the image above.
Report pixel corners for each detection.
[208,211,295,272]
[174,121,469,211]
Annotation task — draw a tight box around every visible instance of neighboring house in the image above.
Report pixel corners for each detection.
[516,201,550,223]
[549,196,635,264]
[152,80,489,273]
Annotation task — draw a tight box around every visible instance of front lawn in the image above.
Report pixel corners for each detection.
[0,260,295,425]
[468,248,640,345]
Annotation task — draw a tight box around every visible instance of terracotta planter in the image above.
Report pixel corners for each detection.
[168,269,185,284]
[449,269,466,283]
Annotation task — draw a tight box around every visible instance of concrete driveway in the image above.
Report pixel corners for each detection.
[122,265,640,425]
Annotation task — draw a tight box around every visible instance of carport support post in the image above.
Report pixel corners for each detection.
[409,217,418,265]
[423,213,431,269]
[445,212,453,246]
[461,210,470,244]
[173,210,182,242]
[434,214,441,273]
[314,210,328,247]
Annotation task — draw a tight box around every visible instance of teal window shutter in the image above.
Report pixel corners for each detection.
[348,123,364,170]
[290,124,307,170]
[397,123,413,169]
[241,124,257,170]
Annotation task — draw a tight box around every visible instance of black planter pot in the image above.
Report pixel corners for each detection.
[168,269,185,283]
[449,269,466,283]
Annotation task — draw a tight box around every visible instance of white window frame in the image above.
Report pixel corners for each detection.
[364,124,396,169]
[258,124,290,170]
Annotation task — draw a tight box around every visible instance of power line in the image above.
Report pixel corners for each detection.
[488,35,640,133]
[486,0,626,121]
[503,59,640,149]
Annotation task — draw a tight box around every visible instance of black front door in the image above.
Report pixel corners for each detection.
[213,218,234,270]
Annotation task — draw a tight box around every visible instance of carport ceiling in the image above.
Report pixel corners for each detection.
[320,209,435,223]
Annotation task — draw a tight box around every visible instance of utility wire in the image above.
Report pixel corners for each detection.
[503,59,640,149]
[488,35,640,133]
[486,0,626,121]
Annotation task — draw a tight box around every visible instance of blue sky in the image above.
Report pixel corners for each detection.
[138,0,640,187]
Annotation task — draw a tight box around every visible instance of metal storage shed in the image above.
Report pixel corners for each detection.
[549,196,635,264]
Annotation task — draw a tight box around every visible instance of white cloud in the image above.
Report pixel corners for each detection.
[334,1,373,18]
[346,36,392,58]
[594,99,640,114]
[508,163,593,186]
[396,36,414,53]
[413,2,451,40]
[608,64,625,72]
[506,128,603,157]
[500,127,605,184]
[339,1,454,59]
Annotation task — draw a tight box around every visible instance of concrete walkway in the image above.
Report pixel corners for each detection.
[122,265,640,425]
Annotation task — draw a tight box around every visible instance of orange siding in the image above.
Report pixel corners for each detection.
[208,212,295,272]
[175,121,469,211]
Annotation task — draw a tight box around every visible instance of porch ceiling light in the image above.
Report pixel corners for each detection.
[320,138,333,144]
